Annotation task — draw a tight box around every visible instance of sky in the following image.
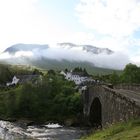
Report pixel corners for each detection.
[0,0,140,66]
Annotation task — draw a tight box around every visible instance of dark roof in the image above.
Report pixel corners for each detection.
[16,75,40,83]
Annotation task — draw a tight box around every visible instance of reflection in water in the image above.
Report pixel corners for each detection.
[0,120,88,140]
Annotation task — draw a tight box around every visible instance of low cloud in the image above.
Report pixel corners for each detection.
[42,45,129,69]
[0,44,130,70]
[75,0,140,65]
[76,0,140,37]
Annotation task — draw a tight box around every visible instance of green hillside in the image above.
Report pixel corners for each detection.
[0,57,122,75]
[82,119,140,140]
[31,59,122,75]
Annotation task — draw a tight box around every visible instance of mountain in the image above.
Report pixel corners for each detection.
[4,43,113,55]
[4,43,49,54]
[0,43,122,75]
[58,43,113,54]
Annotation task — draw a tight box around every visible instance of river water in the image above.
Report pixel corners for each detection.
[0,120,89,140]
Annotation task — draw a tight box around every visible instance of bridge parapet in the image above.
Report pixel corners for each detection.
[114,84,140,92]
[103,85,140,107]
[82,85,140,127]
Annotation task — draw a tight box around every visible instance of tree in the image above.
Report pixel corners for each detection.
[0,64,13,84]
[83,68,89,76]
[48,69,56,75]
[121,63,140,83]
[32,68,42,75]
[109,71,120,85]
[0,70,83,123]
[64,68,68,73]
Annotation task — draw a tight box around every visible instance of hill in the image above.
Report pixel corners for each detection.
[31,58,121,75]
[0,43,124,75]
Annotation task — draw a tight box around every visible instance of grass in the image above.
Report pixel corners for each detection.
[82,119,140,140]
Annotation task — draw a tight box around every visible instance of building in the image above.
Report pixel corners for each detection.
[6,76,19,86]
[6,75,42,86]
[60,70,95,85]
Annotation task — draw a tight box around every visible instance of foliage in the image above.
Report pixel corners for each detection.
[32,68,43,75]
[82,119,140,140]
[120,63,140,83]
[0,64,43,85]
[0,71,83,123]
[95,63,140,84]
[0,64,13,84]
[109,71,120,85]
[73,67,89,76]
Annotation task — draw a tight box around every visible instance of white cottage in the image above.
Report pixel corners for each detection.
[6,74,41,86]
[6,76,19,86]
[60,70,94,85]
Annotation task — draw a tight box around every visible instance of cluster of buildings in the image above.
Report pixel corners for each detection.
[6,68,97,88]
[60,70,95,85]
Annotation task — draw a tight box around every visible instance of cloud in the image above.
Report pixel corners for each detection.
[0,51,33,59]
[14,51,33,57]
[42,44,129,69]
[75,0,140,66]
[76,0,140,37]
[0,52,11,59]
[0,0,139,68]
[0,0,58,52]
[0,44,129,69]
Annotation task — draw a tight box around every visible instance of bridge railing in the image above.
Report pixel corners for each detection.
[114,84,140,92]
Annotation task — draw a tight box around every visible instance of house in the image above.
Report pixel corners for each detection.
[6,74,42,86]
[6,76,19,86]
[60,70,95,85]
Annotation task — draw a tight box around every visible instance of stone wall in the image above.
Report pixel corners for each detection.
[114,84,140,92]
[102,86,140,126]
[83,85,140,127]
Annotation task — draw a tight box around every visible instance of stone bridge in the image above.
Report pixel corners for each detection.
[82,84,140,127]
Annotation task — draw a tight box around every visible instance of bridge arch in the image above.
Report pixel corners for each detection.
[89,97,102,127]
[83,85,140,127]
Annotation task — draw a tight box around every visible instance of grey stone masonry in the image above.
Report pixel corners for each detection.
[82,84,140,127]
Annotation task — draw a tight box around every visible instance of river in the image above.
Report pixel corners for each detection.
[0,120,89,140]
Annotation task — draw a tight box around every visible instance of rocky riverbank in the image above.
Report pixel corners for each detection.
[0,120,90,140]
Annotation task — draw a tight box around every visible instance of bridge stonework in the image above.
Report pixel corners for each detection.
[82,85,140,127]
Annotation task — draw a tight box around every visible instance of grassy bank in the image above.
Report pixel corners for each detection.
[82,119,140,140]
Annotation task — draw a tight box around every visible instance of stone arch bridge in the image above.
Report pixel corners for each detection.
[82,84,140,127]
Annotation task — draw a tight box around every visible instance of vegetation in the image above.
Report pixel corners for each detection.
[32,59,121,75]
[82,119,140,140]
[96,63,140,84]
[0,64,43,85]
[0,64,13,84]
[0,70,83,123]
[73,67,89,76]
[0,63,140,124]
[121,63,140,83]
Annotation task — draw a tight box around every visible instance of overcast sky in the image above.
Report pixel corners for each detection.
[0,0,140,65]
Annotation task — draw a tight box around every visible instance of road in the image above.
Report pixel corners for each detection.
[114,89,140,106]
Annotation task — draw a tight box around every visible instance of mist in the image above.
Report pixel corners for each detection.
[0,43,130,70]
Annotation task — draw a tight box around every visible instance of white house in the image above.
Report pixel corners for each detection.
[6,75,42,86]
[6,76,19,86]
[60,70,95,85]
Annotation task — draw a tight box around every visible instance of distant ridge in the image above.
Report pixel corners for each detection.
[4,43,49,54]
[0,43,122,75]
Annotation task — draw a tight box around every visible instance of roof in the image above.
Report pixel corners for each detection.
[15,75,40,83]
